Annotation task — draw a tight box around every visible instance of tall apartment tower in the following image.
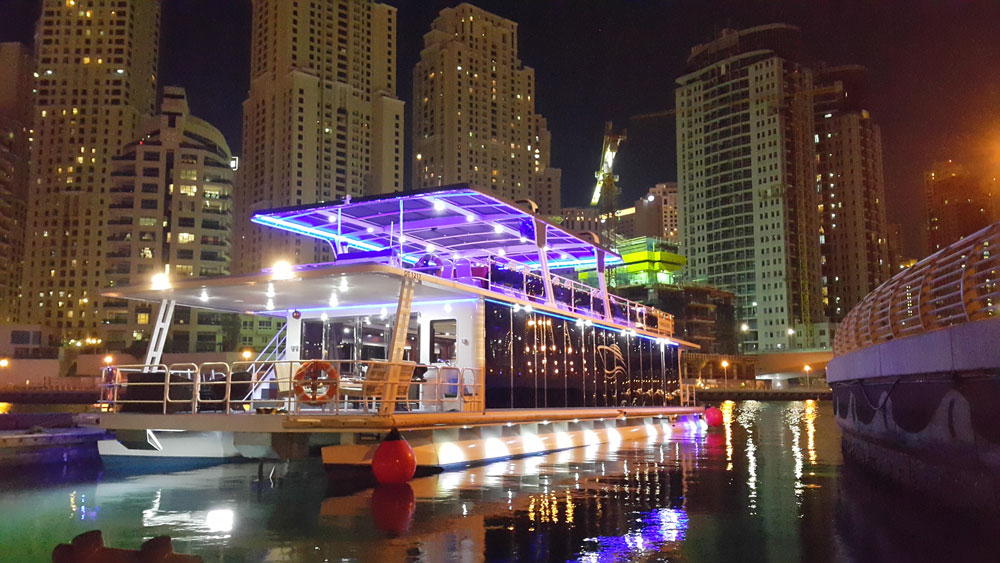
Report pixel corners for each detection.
[0,43,34,324]
[412,4,562,214]
[21,0,160,339]
[103,87,234,352]
[236,0,404,274]
[924,160,995,253]
[814,66,890,322]
[676,25,824,352]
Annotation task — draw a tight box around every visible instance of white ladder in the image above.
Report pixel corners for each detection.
[143,299,176,368]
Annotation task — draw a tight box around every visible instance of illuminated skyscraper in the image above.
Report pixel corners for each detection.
[103,87,234,352]
[0,42,33,324]
[814,65,890,322]
[676,25,826,352]
[21,0,160,338]
[412,4,561,215]
[235,0,404,274]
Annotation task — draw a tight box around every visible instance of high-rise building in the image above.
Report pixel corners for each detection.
[634,183,679,241]
[924,160,996,253]
[103,87,234,353]
[814,65,890,322]
[412,4,561,213]
[21,0,160,339]
[676,24,824,352]
[235,0,404,274]
[885,222,904,271]
[0,43,33,324]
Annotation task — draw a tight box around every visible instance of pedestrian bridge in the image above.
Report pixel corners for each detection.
[829,221,1000,381]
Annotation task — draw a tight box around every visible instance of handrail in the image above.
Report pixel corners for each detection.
[102,359,486,416]
[438,259,675,337]
[834,221,1000,355]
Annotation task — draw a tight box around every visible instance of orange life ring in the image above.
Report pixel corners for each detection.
[293,361,339,406]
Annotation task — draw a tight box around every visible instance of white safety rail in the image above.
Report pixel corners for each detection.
[835,221,1000,355]
[100,360,484,416]
[421,261,675,337]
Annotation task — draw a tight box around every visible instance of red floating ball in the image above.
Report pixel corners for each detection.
[704,406,724,427]
[372,427,416,485]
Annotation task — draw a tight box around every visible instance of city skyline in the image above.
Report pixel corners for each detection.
[1,0,998,258]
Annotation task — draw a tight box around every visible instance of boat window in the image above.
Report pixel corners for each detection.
[431,319,457,363]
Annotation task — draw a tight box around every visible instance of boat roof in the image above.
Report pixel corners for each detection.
[250,184,622,269]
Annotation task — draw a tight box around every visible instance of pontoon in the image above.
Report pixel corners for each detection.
[85,185,703,469]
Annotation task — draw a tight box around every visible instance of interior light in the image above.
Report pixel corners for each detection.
[329,294,339,307]
[366,226,375,233]
[199,289,209,303]
[339,278,349,292]
[151,272,171,291]
[425,243,435,253]
[444,303,453,313]
[466,214,475,222]
[433,200,446,211]
[265,299,275,311]
[494,224,503,233]
[271,260,294,281]
[498,248,506,257]
[320,312,329,321]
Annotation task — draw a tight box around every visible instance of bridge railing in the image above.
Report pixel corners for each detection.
[835,222,1000,355]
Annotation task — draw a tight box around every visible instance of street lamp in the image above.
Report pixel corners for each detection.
[721,360,730,387]
[804,364,812,387]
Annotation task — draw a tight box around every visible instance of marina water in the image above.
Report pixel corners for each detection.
[3,401,997,562]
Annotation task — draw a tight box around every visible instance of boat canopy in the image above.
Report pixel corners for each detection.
[250,185,622,270]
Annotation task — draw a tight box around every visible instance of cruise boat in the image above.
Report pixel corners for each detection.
[85,185,703,470]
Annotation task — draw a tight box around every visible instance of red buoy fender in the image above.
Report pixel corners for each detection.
[371,428,416,484]
[705,406,724,427]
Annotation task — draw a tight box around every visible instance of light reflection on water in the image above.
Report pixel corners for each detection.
[2,401,998,562]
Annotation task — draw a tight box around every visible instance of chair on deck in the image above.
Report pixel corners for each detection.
[346,361,416,413]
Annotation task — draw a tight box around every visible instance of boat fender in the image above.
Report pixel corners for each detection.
[371,427,416,484]
[705,406,724,427]
[293,361,339,406]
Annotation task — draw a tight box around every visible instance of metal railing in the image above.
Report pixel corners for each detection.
[100,360,485,416]
[415,259,675,338]
[834,221,1000,355]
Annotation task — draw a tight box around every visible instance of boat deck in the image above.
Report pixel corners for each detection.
[81,406,704,434]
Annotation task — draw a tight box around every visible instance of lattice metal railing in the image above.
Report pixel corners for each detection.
[834,222,1000,355]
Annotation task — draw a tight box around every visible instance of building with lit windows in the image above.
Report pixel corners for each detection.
[0,43,33,325]
[676,24,825,352]
[235,0,404,274]
[412,3,562,214]
[103,87,234,353]
[924,160,997,254]
[814,65,890,322]
[634,183,679,242]
[21,0,160,339]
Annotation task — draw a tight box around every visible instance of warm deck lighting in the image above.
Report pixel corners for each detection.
[151,272,171,290]
[241,350,253,360]
[271,260,294,281]
[0,359,9,368]
[103,355,113,365]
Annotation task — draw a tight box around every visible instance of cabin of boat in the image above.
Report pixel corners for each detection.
[98,185,697,421]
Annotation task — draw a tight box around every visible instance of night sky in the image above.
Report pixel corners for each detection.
[2,1,999,256]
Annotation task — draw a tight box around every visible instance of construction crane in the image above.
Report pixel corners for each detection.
[590,121,627,217]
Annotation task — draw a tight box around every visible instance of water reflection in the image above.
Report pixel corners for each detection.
[3,401,998,561]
